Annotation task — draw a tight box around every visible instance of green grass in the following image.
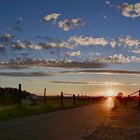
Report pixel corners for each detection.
[0,99,92,121]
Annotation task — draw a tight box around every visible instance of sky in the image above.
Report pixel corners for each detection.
[0,0,140,96]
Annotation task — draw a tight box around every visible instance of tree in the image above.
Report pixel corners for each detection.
[117,92,123,98]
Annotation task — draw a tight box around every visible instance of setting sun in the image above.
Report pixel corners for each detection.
[106,89,115,97]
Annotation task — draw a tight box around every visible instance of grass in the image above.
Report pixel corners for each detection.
[114,97,140,109]
[0,99,92,121]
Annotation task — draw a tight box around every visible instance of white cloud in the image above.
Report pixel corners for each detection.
[109,39,118,48]
[69,35,140,48]
[42,13,61,23]
[118,3,140,18]
[66,51,80,57]
[47,41,73,49]
[12,40,43,50]
[96,54,140,64]
[105,1,110,5]
[69,36,108,47]
[9,34,140,53]
[106,2,140,18]
[105,0,113,7]
[119,36,140,47]
[58,18,85,31]
[12,40,73,50]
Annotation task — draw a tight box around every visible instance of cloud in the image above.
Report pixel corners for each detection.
[66,51,80,57]
[0,33,14,43]
[118,3,140,18]
[0,58,106,69]
[42,13,61,23]
[69,35,140,48]
[12,40,73,50]
[69,36,108,47]
[106,2,140,18]
[58,18,85,31]
[119,36,140,47]
[109,39,118,48]
[0,71,53,77]
[96,54,140,64]
[47,80,137,86]
[46,41,73,49]
[10,36,140,52]
[48,80,87,85]
[132,49,140,54]
[105,1,110,5]
[78,70,140,75]
[12,40,47,50]
[60,69,140,76]
[105,0,114,8]
[42,14,84,31]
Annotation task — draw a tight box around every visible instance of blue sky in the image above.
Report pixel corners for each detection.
[0,0,140,96]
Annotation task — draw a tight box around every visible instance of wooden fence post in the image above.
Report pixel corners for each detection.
[138,90,140,106]
[44,88,46,105]
[18,84,21,107]
[84,95,86,102]
[78,94,80,104]
[61,91,64,106]
[73,94,76,105]
[81,94,83,102]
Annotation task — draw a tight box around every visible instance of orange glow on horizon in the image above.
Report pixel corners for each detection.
[106,88,116,97]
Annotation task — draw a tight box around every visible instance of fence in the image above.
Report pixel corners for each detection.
[43,90,104,107]
[117,90,140,106]
[127,90,140,106]
[0,84,105,107]
[39,85,106,107]
[59,91,96,106]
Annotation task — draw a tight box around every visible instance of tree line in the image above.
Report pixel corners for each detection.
[0,87,30,105]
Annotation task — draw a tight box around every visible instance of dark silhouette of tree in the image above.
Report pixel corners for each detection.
[117,92,123,98]
[0,87,30,105]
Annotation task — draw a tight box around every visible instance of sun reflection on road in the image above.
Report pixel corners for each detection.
[104,97,114,110]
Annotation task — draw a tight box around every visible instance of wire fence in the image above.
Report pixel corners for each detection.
[116,90,140,106]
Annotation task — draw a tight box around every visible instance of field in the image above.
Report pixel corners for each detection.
[0,96,104,121]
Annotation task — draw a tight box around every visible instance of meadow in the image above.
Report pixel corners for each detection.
[0,96,104,121]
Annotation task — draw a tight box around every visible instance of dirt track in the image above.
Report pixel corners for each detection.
[2,98,140,140]
[0,98,113,140]
[85,107,140,140]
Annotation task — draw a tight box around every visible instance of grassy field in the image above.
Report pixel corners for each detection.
[0,98,94,121]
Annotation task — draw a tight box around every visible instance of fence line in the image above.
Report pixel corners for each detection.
[18,84,21,107]
[44,88,46,105]
[16,84,104,107]
[126,90,140,106]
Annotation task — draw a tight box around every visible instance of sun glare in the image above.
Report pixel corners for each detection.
[106,89,115,97]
